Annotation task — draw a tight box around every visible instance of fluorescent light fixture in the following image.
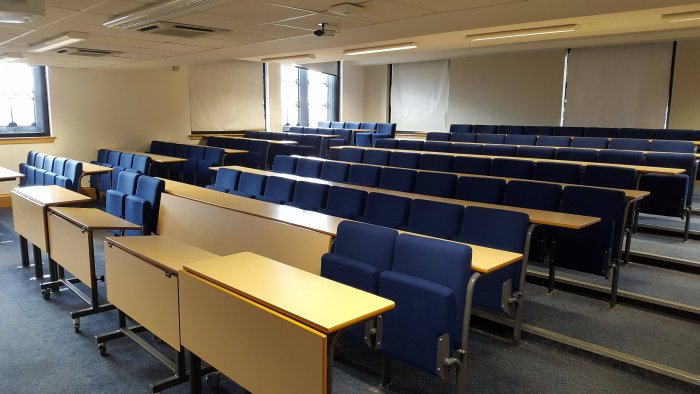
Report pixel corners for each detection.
[104,0,227,29]
[466,24,578,41]
[661,11,700,23]
[0,53,24,63]
[343,42,418,56]
[28,32,87,53]
[261,54,316,63]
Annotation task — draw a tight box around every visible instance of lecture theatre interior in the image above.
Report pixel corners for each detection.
[0,1,699,393]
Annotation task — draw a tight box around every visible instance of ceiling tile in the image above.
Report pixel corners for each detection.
[152,42,210,53]
[346,0,431,23]
[207,1,316,23]
[243,22,311,39]
[64,12,112,25]
[46,0,107,11]
[87,1,149,16]
[169,12,263,31]
[278,12,371,31]
[390,0,523,13]
[263,1,347,13]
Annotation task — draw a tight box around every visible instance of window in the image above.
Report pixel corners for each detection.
[0,64,50,137]
[281,64,339,127]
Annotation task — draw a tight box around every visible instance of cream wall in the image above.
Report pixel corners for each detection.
[362,65,389,123]
[447,49,566,127]
[669,38,700,129]
[0,66,191,194]
[340,62,365,122]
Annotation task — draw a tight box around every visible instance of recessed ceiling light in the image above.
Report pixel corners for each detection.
[0,53,24,63]
[466,25,578,41]
[28,32,88,53]
[261,54,316,63]
[661,11,700,23]
[343,43,418,56]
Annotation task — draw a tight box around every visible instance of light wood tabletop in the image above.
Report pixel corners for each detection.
[332,146,686,175]
[81,162,113,175]
[282,132,340,138]
[48,207,141,231]
[13,185,92,206]
[233,137,298,145]
[105,235,220,274]
[119,151,188,164]
[216,166,601,229]
[0,166,24,181]
[294,156,649,201]
[184,252,395,334]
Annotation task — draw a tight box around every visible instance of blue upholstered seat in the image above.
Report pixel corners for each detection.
[584,127,619,138]
[347,164,381,187]
[205,168,241,192]
[379,167,416,192]
[317,187,367,219]
[490,158,534,179]
[320,161,350,182]
[402,199,463,239]
[426,132,450,141]
[375,139,398,149]
[536,135,571,147]
[503,180,561,211]
[553,126,585,137]
[106,171,141,221]
[455,176,505,204]
[414,172,457,198]
[608,138,649,151]
[452,156,491,175]
[570,137,609,149]
[423,141,452,153]
[389,152,420,169]
[397,139,424,151]
[582,165,636,190]
[504,134,537,146]
[230,172,266,198]
[555,148,597,162]
[450,133,477,143]
[338,147,364,163]
[525,126,554,136]
[363,150,390,166]
[449,124,473,133]
[475,134,505,144]
[517,146,555,159]
[483,145,517,157]
[597,149,644,165]
[532,162,582,184]
[649,140,695,153]
[498,125,525,135]
[272,155,297,174]
[419,154,453,172]
[294,158,322,178]
[256,176,296,204]
[356,193,411,228]
[124,176,165,236]
[473,124,499,134]
[287,181,329,210]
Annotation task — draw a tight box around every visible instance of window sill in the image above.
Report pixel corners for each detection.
[0,136,55,145]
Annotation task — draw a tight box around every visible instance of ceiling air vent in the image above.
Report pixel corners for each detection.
[136,22,227,38]
[54,47,122,57]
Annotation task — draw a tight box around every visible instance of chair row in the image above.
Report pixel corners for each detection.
[426,132,696,154]
[447,124,699,141]
[105,171,165,236]
[321,218,527,391]
[148,141,224,186]
[209,165,628,304]
[315,121,397,147]
[91,149,152,195]
[20,151,83,192]
[244,130,326,158]
[335,146,693,239]
[205,136,270,169]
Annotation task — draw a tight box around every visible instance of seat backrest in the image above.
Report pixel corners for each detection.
[62,160,83,192]
[451,143,482,155]
[245,130,260,138]
[553,126,585,137]
[42,155,56,171]
[362,193,412,228]
[131,155,151,174]
[291,181,329,210]
[405,199,464,239]
[426,132,450,141]
[333,220,397,269]
[397,139,424,151]
[214,168,241,190]
[118,152,134,168]
[525,126,554,136]
[289,126,304,133]
[235,172,267,196]
[536,135,571,147]
[379,167,416,192]
[475,134,506,144]
[107,151,121,166]
[376,123,397,137]
[389,152,420,169]
[571,137,609,149]
[454,176,505,204]
[643,153,696,199]
[134,175,165,218]
[498,125,525,135]
[584,127,619,138]
[295,158,323,178]
[414,172,457,198]
[162,142,176,156]
[582,165,637,190]
[491,158,534,179]
[608,138,649,151]
[324,187,368,219]
[359,122,378,130]
[263,176,296,202]
[656,128,697,141]
[419,154,453,172]
[483,144,517,157]
[449,124,473,133]
[96,149,109,163]
[317,121,331,128]
[452,156,491,175]
[517,146,555,159]
[344,122,361,129]
[203,147,225,164]
[554,148,598,162]
[458,206,529,253]
[560,186,627,253]
[505,134,537,145]
[649,140,695,153]
[272,155,297,174]
[52,157,67,175]
[316,127,334,136]
[363,150,390,166]
[533,162,582,184]
[26,150,38,166]
[347,164,381,187]
[375,139,398,149]
[503,180,562,211]
[330,122,345,129]
[597,149,644,165]
[450,133,477,143]
[473,124,499,134]
[116,170,141,194]
[301,135,323,155]
[174,144,190,158]
[619,128,655,139]
[423,141,452,153]
[320,161,350,182]
[338,147,364,163]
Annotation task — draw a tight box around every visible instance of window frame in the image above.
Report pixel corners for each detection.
[0,65,50,138]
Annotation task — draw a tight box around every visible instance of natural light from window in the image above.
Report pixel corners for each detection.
[0,63,37,128]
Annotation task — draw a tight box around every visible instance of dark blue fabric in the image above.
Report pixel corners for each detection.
[363,150,390,166]
[498,125,525,135]
[317,121,331,128]
[423,141,452,152]
[389,152,420,169]
[451,143,483,155]
[449,124,473,133]
[414,172,457,198]
[375,139,398,149]
[338,147,364,163]
[419,154,453,171]
[491,158,534,179]
[272,155,297,174]
[582,165,636,189]
[571,137,609,149]
[403,199,463,239]
[347,164,381,186]
[132,155,151,174]
[473,124,499,134]
[643,153,696,200]
[649,140,695,153]
[379,168,416,192]
[584,127,619,138]
[597,149,644,165]
[357,193,411,228]
[656,129,696,141]
[359,122,378,130]
[503,180,561,211]
[525,126,554,136]
[234,173,266,197]
[133,175,164,234]
[555,148,598,162]
[476,134,505,144]
[533,162,582,184]
[52,158,67,175]
[63,160,83,192]
[536,136,571,147]
[42,156,55,171]
[455,177,505,204]
[354,132,373,147]
[609,138,650,151]
[330,122,345,128]
[320,161,349,182]
[483,145,517,157]
[288,181,329,210]
[619,128,654,139]
[450,133,477,143]
[332,220,398,270]
[452,156,491,175]
[124,195,150,236]
[210,168,240,192]
[505,134,537,145]
[259,176,296,203]
[517,146,555,159]
[295,158,322,178]
[426,132,450,141]
[397,140,424,151]
[638,174,689,217]
[553,127,585,137]
[318,187,367,219]
[345,122,361,129]
[322,254,382,293]
[301,135,323,156]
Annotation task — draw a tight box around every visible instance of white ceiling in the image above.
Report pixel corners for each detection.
[0,0,698,68]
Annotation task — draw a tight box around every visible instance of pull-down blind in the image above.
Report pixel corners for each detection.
[391,60,449,131]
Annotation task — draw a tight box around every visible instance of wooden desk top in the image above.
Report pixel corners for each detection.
[0,166,24,181]
[296,156,648,201]
[334,146,685,175]
[231,137,297,145]
[184,252,394,333]
[188,133,245,141]
[49,207,141,231]
[120,151,188,164]
[105,235,219,274]
[12,185,92,206]
[81,162,113,175]
[219,166,600,230]
[282,132,340,138]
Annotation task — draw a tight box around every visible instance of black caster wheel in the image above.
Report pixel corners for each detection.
[41,288,50,300]
[98,343,106,356]
[205,371,222,387]
[73,318,80,333]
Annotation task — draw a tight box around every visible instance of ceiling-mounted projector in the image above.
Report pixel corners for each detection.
[314,22,338,37]
[0,0,44,24]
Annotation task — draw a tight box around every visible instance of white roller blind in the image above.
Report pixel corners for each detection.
[189,60,265,131]
[564,42,673,128]
[391,60,449,131]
